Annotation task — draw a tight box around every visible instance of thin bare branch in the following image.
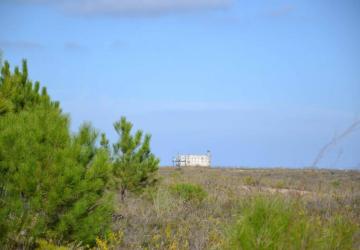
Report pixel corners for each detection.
[311,119,360,167]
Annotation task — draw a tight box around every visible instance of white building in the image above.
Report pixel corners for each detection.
[173,151,211,167]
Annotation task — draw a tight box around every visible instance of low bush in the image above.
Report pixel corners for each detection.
[331,179,341,188]
[224,195,357,250]
[273,180,286,189]
[243,176,259,186]
[169,183,207,203]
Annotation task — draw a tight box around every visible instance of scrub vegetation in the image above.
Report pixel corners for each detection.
[106,167,359,250]
[1,60,359,249]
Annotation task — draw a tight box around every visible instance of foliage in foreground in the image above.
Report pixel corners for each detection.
[0,61,114,248]
[0,60,58,115]
[225,195,357,250]
[0,60,159,248]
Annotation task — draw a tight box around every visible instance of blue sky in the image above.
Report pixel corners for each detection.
[1,0,359,168]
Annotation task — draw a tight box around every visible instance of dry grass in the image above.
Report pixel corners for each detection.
[106,167,360,250]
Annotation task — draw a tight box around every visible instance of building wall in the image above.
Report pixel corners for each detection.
[176,154,211,167]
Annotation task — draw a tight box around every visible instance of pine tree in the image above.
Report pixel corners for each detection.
[112,117,159,200]
[0,60,58,116]
[0,61,114,248]
[0,59,160,247]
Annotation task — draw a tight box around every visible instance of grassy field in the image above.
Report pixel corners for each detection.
[101,167,360,250]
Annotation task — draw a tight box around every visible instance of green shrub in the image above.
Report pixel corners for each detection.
[224,195,357,250]
[169,183,207,203]
[243,176,258,186]
[274,180,285,189]
[331,180,341,188]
